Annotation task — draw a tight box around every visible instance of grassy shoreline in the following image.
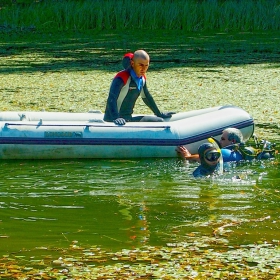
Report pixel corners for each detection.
[0,0,280,32]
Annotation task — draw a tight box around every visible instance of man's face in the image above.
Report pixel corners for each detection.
[131,57,149,77]
[220,131,232,147]
[204,148,221,166]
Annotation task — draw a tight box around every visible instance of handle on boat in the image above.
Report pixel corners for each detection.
[3,122,171,130]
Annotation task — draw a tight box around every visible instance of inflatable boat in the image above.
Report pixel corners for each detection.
[0,105,254,159]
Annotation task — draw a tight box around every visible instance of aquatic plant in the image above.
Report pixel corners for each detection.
[1,239,280,279]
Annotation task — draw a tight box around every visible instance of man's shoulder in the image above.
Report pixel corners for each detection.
[221,147,243,162]
[221,148,232,156]
[115,70,131,84]
[193,166,206,177]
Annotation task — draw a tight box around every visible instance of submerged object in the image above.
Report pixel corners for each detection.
[0,105,254,160]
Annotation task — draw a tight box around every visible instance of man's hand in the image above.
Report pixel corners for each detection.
[176,146,200,161]
[114,118,126,125]
[159,112,176,118]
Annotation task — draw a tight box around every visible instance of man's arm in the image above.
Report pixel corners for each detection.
[104,77,124,121]
[141,84,175,118]
[141,84,162,116]
[176,146,200,162]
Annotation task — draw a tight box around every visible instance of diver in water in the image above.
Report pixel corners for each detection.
[193,143,222,178]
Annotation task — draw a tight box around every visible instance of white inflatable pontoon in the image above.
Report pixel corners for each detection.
[0,105,254,159]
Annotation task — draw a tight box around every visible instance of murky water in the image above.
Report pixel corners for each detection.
[0,140,279,261]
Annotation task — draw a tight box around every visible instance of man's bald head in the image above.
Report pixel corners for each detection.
[133,50,150,62]
[131,50,150,77]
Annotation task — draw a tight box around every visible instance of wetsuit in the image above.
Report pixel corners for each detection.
[221,148,243,162]
[104,69,162,122]
[193,164,221,178]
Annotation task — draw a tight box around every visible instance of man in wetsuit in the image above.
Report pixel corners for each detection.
[103,50,174,125]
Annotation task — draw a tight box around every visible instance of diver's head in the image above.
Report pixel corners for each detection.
[198,143,221,170]
[220,127,244,147]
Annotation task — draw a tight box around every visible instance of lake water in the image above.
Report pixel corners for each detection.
[1,141,279,263]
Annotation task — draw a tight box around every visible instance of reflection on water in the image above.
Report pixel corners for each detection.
[0,153,279,258]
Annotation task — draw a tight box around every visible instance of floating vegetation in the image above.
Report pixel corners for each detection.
[1,239,280,279]
[0,31,279,141]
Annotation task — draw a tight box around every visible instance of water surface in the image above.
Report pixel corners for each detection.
[1,150,279,261]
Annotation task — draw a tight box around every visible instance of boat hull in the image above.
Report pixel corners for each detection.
[0,106,254,159]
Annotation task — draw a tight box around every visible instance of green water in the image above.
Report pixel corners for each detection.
[0,148,279,261]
